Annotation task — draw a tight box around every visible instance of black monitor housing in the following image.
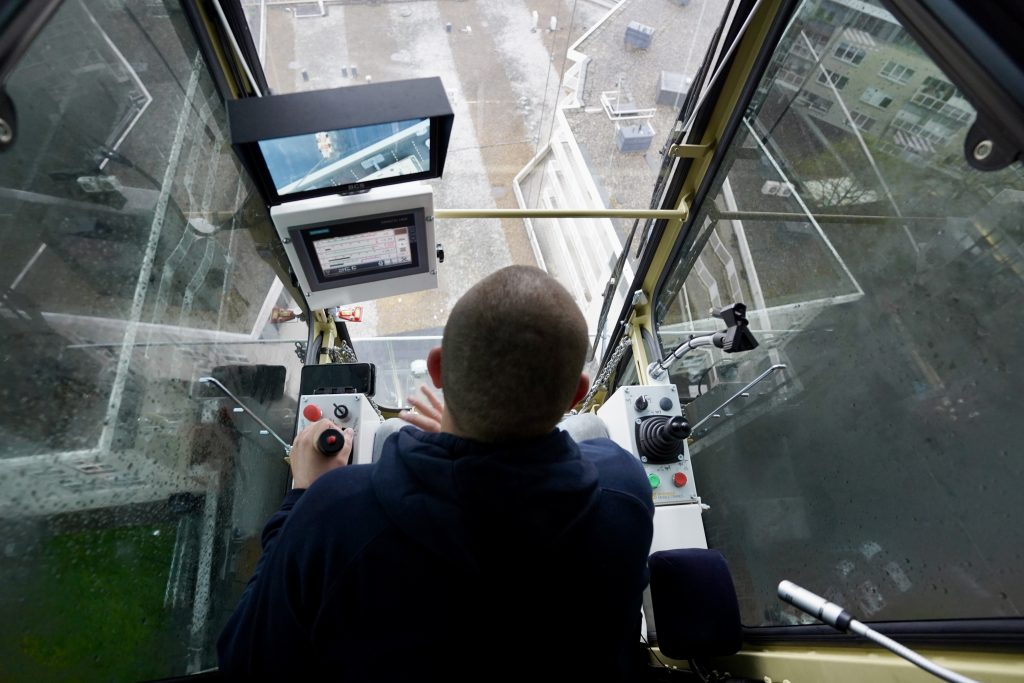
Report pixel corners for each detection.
[229,78,453,205]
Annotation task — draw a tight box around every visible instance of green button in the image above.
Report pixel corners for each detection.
[648,473,661,489]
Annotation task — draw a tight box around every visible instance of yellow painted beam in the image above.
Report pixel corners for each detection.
[700,645,1024,683]
[434,208,688,220]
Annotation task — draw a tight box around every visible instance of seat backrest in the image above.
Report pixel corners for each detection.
[556,413,610,441]
[648,548,743,660]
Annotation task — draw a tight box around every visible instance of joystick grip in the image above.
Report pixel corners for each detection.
[636,415,691,463]
[317,428,345,456]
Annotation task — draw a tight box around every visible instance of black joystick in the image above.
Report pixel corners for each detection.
[317,428,345,456]
[636,415,691,463]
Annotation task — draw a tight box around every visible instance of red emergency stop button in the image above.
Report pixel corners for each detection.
[303,404,323,422]
[673,472,688,487]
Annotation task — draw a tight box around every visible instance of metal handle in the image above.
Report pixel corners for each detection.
[690,364,787,433]
[198,376,291,455]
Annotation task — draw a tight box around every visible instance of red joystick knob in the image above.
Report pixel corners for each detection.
[303,404,323,422]
[673,472,688,488]
[317,428,345,455]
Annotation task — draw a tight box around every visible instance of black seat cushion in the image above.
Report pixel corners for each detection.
[649,549,743,660]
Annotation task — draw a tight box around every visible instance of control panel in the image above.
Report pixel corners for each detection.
[296,393,382,465]
[597,385,697,506]
[296,363,383,465]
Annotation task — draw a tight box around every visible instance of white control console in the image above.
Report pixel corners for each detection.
[297,393,383,465]
[597,384,697,506]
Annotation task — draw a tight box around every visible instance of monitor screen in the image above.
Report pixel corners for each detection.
[258,118,430,197]
[312,225,413,278]
[294,210,425,289]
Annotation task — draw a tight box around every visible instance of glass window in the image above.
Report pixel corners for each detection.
[880,59,915,84]
[799,91,834,114]
[919,75,957,101]
[861,86,893,108]
[817,69,849,90]
[654,0,1023,627]
[833,42,865,65]
[240,0,730,350]
[0,1,300,678]
[849,109,876,132]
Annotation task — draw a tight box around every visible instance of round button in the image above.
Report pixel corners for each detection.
[648,473,661,489]
[302,404,323,422]
[326,434,338,445]
[659,397,673,411]
[673,472,688,487]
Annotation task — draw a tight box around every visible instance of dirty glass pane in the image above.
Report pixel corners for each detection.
[0,1,302,679]
[653,0,1024,626]
[242,0,729,351]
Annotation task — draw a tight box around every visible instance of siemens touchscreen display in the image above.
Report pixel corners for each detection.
[313,225,413,277]
[295,210,424,287]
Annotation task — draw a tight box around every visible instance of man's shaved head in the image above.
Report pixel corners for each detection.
[440,266,588,442]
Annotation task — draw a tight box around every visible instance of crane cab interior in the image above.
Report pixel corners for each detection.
[0,0,1022,681]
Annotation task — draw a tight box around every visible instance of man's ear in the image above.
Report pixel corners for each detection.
[427,346,443,389]
[570,373,590,409]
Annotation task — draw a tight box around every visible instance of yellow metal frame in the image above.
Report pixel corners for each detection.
[651,645,1024,683]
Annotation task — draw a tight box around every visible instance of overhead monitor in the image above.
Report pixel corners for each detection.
[229,78,453,205]
[270,183,437,310]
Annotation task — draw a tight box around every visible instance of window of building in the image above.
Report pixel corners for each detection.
[817,69,849,90]
[861,86,893,108]
[776,67,807,88]
[833,42,866,65]
[849,109,876,131]
[879,60,915,84]
[852,13,887,38]
[920,75,956,101]
[799,91,834,114]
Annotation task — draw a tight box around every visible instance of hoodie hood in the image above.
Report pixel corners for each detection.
[371,427,600,571]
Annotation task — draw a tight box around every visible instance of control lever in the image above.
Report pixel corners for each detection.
[778,581,980,683]
[636,415,690,463]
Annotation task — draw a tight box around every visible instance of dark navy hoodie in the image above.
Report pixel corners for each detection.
[218,426,654,681]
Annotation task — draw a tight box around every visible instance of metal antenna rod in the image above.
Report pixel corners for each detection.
[779,581,981,683]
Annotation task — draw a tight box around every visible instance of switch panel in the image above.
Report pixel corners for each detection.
[597,385,697,506]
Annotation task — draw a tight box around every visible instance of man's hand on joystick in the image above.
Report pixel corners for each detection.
[290,419,354,489]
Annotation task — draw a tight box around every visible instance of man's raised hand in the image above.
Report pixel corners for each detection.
[399,385,444,433]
